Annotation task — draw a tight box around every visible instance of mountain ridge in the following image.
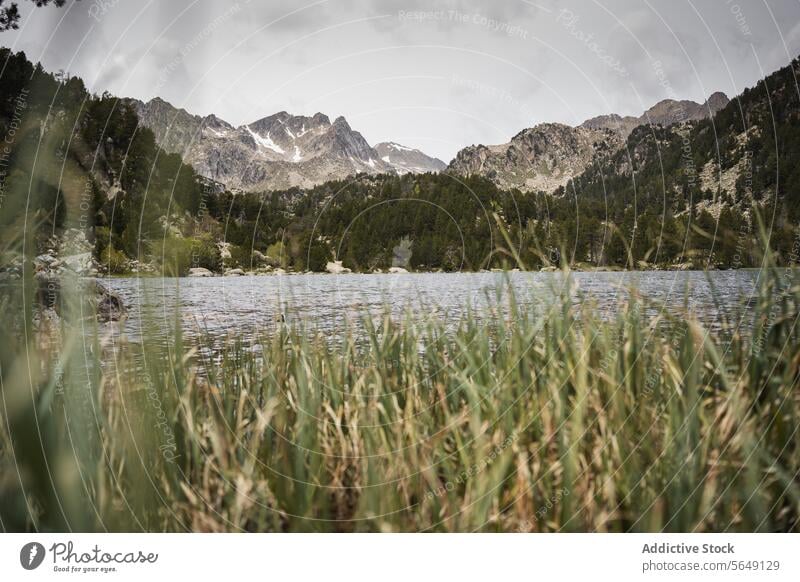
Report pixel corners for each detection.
[133,91,731,195]
[448,92,730,193]
[2,45,798,276]
[129,98,445,191]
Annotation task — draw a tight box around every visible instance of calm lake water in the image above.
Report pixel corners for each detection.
[103,270,768,348]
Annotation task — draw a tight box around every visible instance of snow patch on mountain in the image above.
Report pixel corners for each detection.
[246,127,285,155]
[374,142,446,174]
[386,142,414,152]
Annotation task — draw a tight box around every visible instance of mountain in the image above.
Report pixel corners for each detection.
[562,70,794,213]
[257,58,799,271]
[130,99,442,192]
[4,45,798,275]
[374,142,446,174]
[133,92,730,196]
[448,123,623,193]
[447,93,729,193]
[581,92,729,136]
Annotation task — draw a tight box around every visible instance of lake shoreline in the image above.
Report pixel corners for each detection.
[98,265,764,279]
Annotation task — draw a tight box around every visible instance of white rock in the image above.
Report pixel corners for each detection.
[35,253,57,266]
[62,252,96,275]
[188,267,214,277]
[325,260,351,274]
[224,268,245,276]
[218,241,232,260]
[388,267,408,274]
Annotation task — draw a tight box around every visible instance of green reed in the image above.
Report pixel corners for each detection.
[1,264,798,532]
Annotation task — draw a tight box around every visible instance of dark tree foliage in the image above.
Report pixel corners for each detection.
[1,0,73,32]
[1,48,798,274]
[0,48,206,272]
[219,55,798,272]
[548,55,800,268]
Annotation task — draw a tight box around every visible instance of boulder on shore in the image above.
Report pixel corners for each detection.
[188,267,214,277]
[90,280,126,322]
[388,267,408,274]
[62,252,99,276]
[32,277,126,323]
[224,268,245,276]
[325,261,351,274]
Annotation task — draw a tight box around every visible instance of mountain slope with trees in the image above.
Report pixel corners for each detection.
[0,47,217,276]
[1,48,798,275]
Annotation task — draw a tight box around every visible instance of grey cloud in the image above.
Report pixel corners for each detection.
[2,0,799,161]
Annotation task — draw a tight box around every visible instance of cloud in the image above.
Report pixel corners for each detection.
[2,0,799,161]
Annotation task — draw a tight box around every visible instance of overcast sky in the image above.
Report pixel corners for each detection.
[3,0,800,161]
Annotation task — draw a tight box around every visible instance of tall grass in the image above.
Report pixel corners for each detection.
[1,265,799,532]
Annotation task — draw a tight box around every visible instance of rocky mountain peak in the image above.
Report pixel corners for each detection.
[131,98,443,191]
[204,114,233,130]
[448,92,731,193]
[332,116,351,129]
[705,91,730,111]
[312,112,331,126]
[580,113,641,137]
[449,121,621,193]
[579,92,730,138]
[374,142,446,174]
[247,111,288,133]
[642,93,729,126]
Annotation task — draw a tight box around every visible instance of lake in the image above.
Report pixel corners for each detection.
[103,270,768,349]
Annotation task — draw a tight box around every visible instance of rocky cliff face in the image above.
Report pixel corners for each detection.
[448,93,729,193]
[449,123,623,193]
[581,92,729,136]
[130,98,441,191]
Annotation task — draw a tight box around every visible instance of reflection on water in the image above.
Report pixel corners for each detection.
[102,270,765,350]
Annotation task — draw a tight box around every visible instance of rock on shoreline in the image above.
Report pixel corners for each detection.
[31,273,126,324]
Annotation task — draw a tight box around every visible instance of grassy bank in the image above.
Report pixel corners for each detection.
[0,265,798,532]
